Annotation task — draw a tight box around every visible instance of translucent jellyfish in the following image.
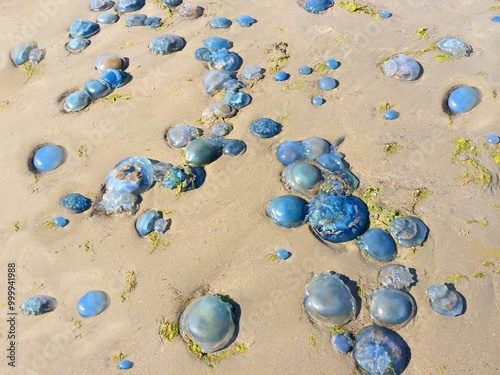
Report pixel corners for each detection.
[241,65,263,80]
[209,49,242,71]
[382,54,421,81]
[83,79,113,99]
[302,272,357,327]
[276,140,306,165]
[68,19,100,38]
[222,91,251,109]
[297,0,334,14]
[368,288,416,330]
[437,37,472,57]
[388,216,428,247]
[203,70,236,96]
[203,36,233,52]
[95,190,140,215]
[302,137,331,160]
[104,156,154,195]
[223,139,246,156]
[316,152,344,171]
[235,15,257,27]
[283,161,323,197]
[184,137,222,166]
[136,210,168,236]
[115,0,145,12]
[209,122,233,136]
[266,195,308,228]
[65,37,90,53]
[194,47,212,61]
[378,264,415,291]
[90,0,114,11]
[21,295,56,316]
[177,2,203,19]
[307,194,368,243]
[356,228,397,262]
[249,118,282,138]
[149,34,186,55]
[426,284,464,317]
[10,41,40,66]
[353,325,410,375]
[63,91,91,112]
[179,294,237,353]
[166,124,199,148]
[125,14,147,27]
[100,68,123,89]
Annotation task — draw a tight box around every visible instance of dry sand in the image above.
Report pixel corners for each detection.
[1,0,499,374]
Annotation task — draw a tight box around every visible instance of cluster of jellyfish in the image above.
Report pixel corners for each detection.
[264,136,465,374]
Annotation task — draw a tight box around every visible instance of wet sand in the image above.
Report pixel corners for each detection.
[0,0,499,374]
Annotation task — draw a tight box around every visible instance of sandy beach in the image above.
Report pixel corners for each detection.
[1,0,499,374]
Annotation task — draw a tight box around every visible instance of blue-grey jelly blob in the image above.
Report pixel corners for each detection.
[307,194,369,243]
[100,68,123,89]
[426,284,464,317]
[21,295,56,316]
[167,124,198,148]
[83,79,113,99]
[486,134,499,145]
[33,145,64,172]
[325,59,340,69]
[185,137,222,166]
[241,65,263,80]
[115,0,145,12]
[303,137,331,160]
[447,86,479,114]
[77,290,108,318]
[235,15,257,27]
[274,71,290,81]
[276,140,305,165]
[177,2,203,19]
[250,118,282,138]
[194,47,212,61]
[144,16,162,28]
[210,122,232,136]
[223,139,246,156]
[298,0,334,14]
[90,0,113,11]
[354,325,410,375]
[61,76,91,100]
[356,228,397,262]
[179,294,236,354]
[312,96,325,106]
[10,41,38,66]
[437,37,472,57]
[136,210,160,237]
[369,288,416,330]
[284,161,323,196]
[162,0,182,6]
[318,77,337,90]
[223,91,251,109]
[378,264,414,291]
[493,16,500,22]
[149,34,185,55]
[384,109,399,120]
[118,359,133,370]
[275,249,291,260]
[382,54,421,81]
[69,19,100,38]
[65,37,90,53]
[105,156,154,195]
[389,216,428,247]
[212,102,237,119]
[303,272,357,326]
[95,52,123,73]
[97,13,119,24]
[125,14,147,27]
[203,70,235,95]
[53,216,69,227]
[210,17,232,28]
[378,10,392,18]
[203,36,233,52]
[298,65,313,75]
[209,49,242,71]
[332,332,354,354]
[60,193,92,213]
[316,152,344,171]
[266,195,308,228]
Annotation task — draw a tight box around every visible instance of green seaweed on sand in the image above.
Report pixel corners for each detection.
[367,203,401,228]
[464,219,488,227]
[13,221,20,232]
[482,261,494,267]
[79,240,93,252]
[330,326,347,335]
[125,270,137,293]
[158,318,179,342]
[185,337,231,363]
[44,220,57,229]
[0,100,9,111]
[452,138,477,159]
[472,272,485,278]
[308,333,317,348]
[416,27,429,40]
[491,6,500,10]
[283,81,307,90]
[383,142,402,155]
[378,102,393,113]
[266,42,289,73]
[313,62,328,72]
[232,343,248,353]
[112,352,127,363]
[360,186,379,201]
[459,159,492,188]
[434,54,453,62]
[77,145,88,157]
[452,139,492,188]
[338,2,380,17]
[435,364,447,374]
[266,252,279,261]
[22,61,36,81]
[443,273,469,283]
[147,232,170,254]
[106,93,131,103]
[153,0,174,16]
[411,188,432,211]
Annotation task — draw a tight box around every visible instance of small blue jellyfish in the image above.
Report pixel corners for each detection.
[149,34,186,55]
[118,359,133,370]
[135,210,161,237]
[105,156,154,195]
[274,71,290,81]
[209,49,242,71]
[210,122,233,136]
[68,19,100,38]
[331,332,354,354]
[184,137,222,166]
[125,14,147,27]
[115,0,145,12]
[241,65,263,80]
[223,139,246,156]
[203,70,236,96]
[210,17,232,29]
[486,134,499,145]
[100,68,123,89]
[378,264,415,291]
[144,17,163,28]
[64,91,91,112]
[177,2,203,19]
[249,118,282,138]
[267,195,308,228]
[368,288,416,330]
[316,152,344,171]
[21,295,56,316]
[312,96,325,106]
[33,144,64,173]
[203,36,233,52]
[302,137,331,160]
[298,65,313,75]
[223,91,252,109]
[276,140,305,165]
[437,37,472,58]
[388,216,428,247]
[83,79,113,99]
[65,37,90,54]
[283,161,323,197]
[212,102,237,119]
[297,0,334,14]
[384,109,399,120]
[90,0,114,11]
[96,13,119,24]
[10,41,41,66]
[378,10,392,19]
[426,284,464,317]
[77,290,108,318]
[53,216,69,227]
[318,77,337,90]
[325,59,340,69]
[356,228,397,262]
[60,193,92,213]
[166,124,199,148]
[275,249,291,260]
[354,325,410,375]
[447,86,479,114]
[235,15,257,27]
[382,54,421,81]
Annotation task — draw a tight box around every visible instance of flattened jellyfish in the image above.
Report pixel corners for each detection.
[184,137,222,166]
[297,0,334,14]
[125,14,147,27]
[209,122,232,136]
[210,17,232,29]
[100,68,123,89]
[149,35,186,55]
[378,264,415,291]
[249,118,282,138]
[177,2,203,19]
[382,54,421,81]
[266,195,308,228]
[307,194,368,243]
[77,290,108,318]
[437,37,472,58]
[63,91,91,112]
[302,272,357,327]
[144,17,163,28]
[60,193,92,213]
[115,0,145,12]
[318,76,337,91]
[426,284,464,317]
[203,70,236,96]
[90,0,114,11]
[21,295,56,316]
[302,137,331,160]
[388,216,428,247]
[203,36,233,52]
[356,228,397,262]
[332,332,354,354]
[105,156,153,195]
[161,164,205,192]
[179,294,237,353]
[241,65,263,80]
[235,15,257,27]
[65,37,90,53]
[209,49,242,71]
[97,13,118,24]
[10,41,42,66]
[316,152,344,171]
[69,19,100,38]
[136,210,168,236]
[368,288,416,330]
[166,124,199,148]
[212,102,237,119]
[223,91,251,109]
[223,139,246,156]
[83,79,113,99]
[354,325,410,375]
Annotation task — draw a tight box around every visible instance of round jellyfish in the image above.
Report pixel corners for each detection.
[276,140,306,165]
[194,47,212,62]
[203,36,233,52]
[68,19,100,38]
[77,290,108,318]
[21,295,56,316]
[426,284,464,317]
[135,210,161,237]
[382,54,421,81]
[97,13,119,24]
[354,325,410,375]
[388,216,428,247]
[325,59,340,69]
[166,124,199,148]
[203,70,236,96]
[447,86,479,114]
[486,134,500,145]
[177,2,203,19]
[331,332,354,354]
[95,52,123,73]
[210,17,232,29]
[298,65,313,75]
[249,118,282,138]
[384,109,399,120]
[53,216,69,227]
[83,79,113,99]
[235,15,257,27]
[316,152,344,171]
[65,37,90,54]
[222,139,246,156]
[100,68,123,89]
[302,272,357,327]
[307,194,369,243]
[312,96,325,106]
[115,0,145,12]
[356,228,397,262]
[179,294,236,354]
[302,137,331,160]
[210,50,242,71]
[318,77,337,90]
[266,195,308,228]
[297,0,334,14]
[118,359,133,370]
[210,122,233,136]
[241,65,263,80]
[378,264,415,291]
[60,193,92,213]
[274,71,290,81]
[275,249,291,260]
[33,144,64,173]
[149,35,186,55]
[283,161,323,197]
[437,37,472,58]
[90,0,114,11]
[184,137,222,166]
[105,156,154,195]
[368,288,416,330]
[63,91,91,112]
